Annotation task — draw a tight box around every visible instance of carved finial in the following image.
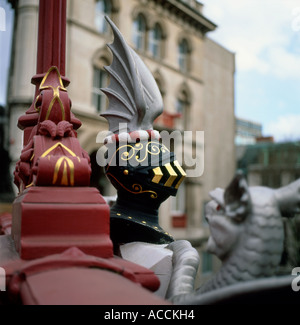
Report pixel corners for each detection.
[14,66,91,192]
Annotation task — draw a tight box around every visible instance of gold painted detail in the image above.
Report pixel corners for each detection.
[174,160,187,189]
[41,142,79,158]
[164,163,178,187]
[52,156,75,186]
[151,160,186,189]
[106,173,158,199]
[25,181,34,189]
[114,212,173,237]
[152,167,163,184]
[40,142,81,187]
[34,66,67,121]
[107,141,170,169]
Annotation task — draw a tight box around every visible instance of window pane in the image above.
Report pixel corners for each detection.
[149,24,162,58]
[95,0,111,33]
[176,99,184,115]
[202,251,212,274]
[171,182,186,213]
[176,90,190,129]
[92,67,108,113]
[132,14,146,50]
[178,39,189,72]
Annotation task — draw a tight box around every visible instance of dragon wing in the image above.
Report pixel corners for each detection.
[101,16,163,134]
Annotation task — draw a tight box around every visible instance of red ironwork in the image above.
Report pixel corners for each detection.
[3,247,164,305]
[36,0,67,76]
[17,0,81,147]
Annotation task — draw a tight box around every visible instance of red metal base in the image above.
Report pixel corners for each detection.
[12,187,113,260]
[1,246,163,304]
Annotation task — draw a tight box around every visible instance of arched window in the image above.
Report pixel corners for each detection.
[149,23,163,59]
[92,65,108,114]
[95,0,112,34]
[176,88,190,130]
[132,14,147,51]
[178,38,190,72]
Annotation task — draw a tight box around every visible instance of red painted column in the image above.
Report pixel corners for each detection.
[12,0,113,260]
[18,0,81,145]
[36,0,66,76]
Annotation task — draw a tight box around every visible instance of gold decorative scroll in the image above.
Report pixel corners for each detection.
[106,172,158,199]
[107,141,170,169]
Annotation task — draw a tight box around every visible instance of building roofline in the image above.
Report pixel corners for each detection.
[152,0,217,34]
[236,116,263,127]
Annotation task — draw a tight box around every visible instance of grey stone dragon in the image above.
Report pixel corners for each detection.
[167,171,300,304]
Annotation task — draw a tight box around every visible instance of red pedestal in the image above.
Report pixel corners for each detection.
[12,187,113,260]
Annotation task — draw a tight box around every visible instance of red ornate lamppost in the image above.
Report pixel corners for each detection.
[0,0,165,305]
[13,0,112,260]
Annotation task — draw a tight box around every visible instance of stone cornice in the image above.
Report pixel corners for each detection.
[149,0,217,34]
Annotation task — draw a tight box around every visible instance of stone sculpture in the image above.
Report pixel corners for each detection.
[167,171,300,304]
[101,17,186,250]
[99,16,300,303]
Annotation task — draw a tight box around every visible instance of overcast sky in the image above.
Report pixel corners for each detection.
[201,0,300,142]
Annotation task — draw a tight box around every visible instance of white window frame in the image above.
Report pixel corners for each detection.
[95,0,111,34]
[92,67,108,114]
[132,14,147,51]
[149,23,163,58]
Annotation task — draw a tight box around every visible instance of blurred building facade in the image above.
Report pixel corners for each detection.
[7,0,235,276]
[235,116,262,145]
[238,141,300,188]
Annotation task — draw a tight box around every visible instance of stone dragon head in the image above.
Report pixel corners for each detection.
[202,171,300,292]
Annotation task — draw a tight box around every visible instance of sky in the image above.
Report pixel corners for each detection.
[1,1,300,142]
[0,0,13,109]
[201,0,300,142]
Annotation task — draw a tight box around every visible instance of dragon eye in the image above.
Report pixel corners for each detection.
[216,204,221,211]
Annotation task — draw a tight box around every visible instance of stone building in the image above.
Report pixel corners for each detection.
[238,141,300,189]
[7,0,235,276]
[235,117,262,145]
